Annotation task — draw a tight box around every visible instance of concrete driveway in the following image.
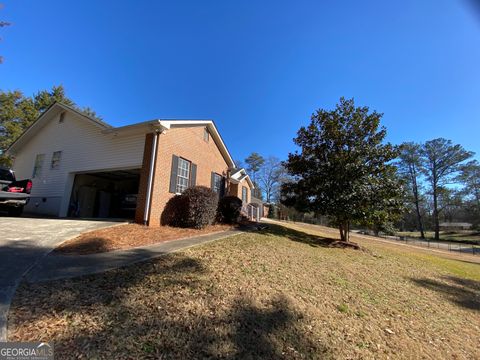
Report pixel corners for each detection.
[0,217,123,341]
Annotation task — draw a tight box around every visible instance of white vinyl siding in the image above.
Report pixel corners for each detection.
[12,111,146,213]
[32,154,45,178]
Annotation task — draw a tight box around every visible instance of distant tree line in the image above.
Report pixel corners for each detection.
[236,152,289,204]
[397,140,476,240]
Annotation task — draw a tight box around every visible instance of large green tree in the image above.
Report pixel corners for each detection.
[420,138,473,240]
[397,142,426,238]
[245,152,265,198]
[282,97,404,242]
[0,85,100,166]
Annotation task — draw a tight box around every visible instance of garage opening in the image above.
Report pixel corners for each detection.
[68,169,141,219]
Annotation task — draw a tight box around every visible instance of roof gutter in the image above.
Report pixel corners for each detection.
[143,130,160,225]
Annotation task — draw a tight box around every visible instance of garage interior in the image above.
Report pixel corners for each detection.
[68,169,141,219]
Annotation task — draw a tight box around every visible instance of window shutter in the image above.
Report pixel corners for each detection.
[190,163,197,187]
[211,172,215,190]
[169,155,179,193]
[220,177,226,197]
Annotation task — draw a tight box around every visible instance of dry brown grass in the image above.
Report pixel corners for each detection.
[54,223,234,255]
[9,222,480,359]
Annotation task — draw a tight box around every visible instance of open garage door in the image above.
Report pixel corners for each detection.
[68,169,141,219]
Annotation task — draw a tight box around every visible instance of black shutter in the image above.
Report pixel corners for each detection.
[169,155,179,193]
[190,163,197,187]
[220,176,226,198]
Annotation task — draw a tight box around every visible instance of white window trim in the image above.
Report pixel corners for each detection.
[175,157,191,193]
[51,151,63,170]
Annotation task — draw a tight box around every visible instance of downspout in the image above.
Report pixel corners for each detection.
[143,130,160,225]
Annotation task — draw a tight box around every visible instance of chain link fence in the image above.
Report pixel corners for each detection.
[361,232,480,256]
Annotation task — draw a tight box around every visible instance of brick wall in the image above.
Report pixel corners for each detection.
[137,126,231,226]
[229,178,253,204]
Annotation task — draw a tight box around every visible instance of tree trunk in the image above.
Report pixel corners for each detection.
[474,184,480,211]
[410,166,425,239]
[412,183,425,239]
[265,189,271,203]
[339,221,350,242]
[433,185,440,241]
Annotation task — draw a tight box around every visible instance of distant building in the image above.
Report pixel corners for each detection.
[439,222,472,231]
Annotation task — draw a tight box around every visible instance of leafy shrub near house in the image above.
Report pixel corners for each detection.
[217,196,243,224]
[183,186,219,229]
[161,195,188,227]
[162,186,219,229]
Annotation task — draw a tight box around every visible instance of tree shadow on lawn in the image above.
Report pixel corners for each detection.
[257,223,361,250]
[10,252,331,359]
[410,275,480,311]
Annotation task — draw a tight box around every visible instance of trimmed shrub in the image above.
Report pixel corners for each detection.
[161,194,188,226]
[182,186,219,229]
[217,196,243,224]
[161,186,218,228]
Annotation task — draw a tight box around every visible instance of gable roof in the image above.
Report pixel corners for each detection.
[7,102,111,154]
[7,102,237,169]
[230,167,254,188]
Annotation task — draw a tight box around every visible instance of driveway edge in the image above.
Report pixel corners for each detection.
[25,229,244,283]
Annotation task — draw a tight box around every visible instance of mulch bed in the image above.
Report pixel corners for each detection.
[54,223,235,255]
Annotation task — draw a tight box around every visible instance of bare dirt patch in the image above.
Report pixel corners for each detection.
[54,223,234,255]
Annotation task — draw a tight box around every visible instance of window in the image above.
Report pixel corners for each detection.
[169,155,197,193]
[32,154,45,178]
[212,173,223,194]
[51,151,62,169]
[203,127,210,142]
[242,186,248,203]
[176,157,191,193]
[59,112,66,123]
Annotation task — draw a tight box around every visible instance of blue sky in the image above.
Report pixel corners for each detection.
[1,0,480,162]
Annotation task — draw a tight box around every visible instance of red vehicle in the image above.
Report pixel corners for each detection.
[0,166,32,216]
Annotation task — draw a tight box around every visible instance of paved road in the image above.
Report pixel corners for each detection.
[0,217,123,341]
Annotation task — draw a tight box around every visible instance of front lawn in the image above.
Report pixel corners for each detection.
[9,222,480,359]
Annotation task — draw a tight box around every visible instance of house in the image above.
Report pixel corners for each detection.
[7,102,254,226]
[439,222,472,231]
[248,196,268,222]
